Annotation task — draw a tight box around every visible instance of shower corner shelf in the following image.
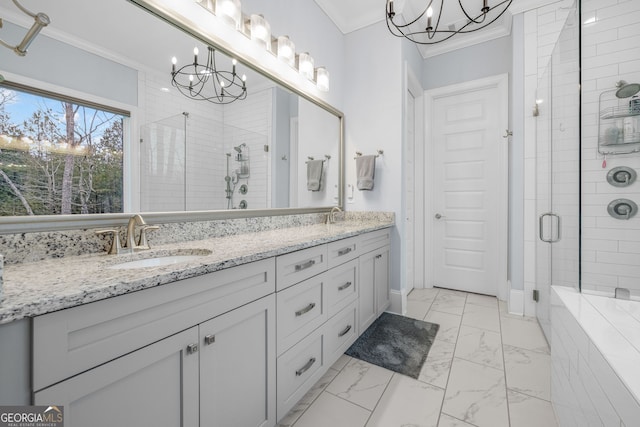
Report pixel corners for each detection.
[598,89,640,155]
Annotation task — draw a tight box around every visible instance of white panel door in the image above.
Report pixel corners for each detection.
[427,75,508,296]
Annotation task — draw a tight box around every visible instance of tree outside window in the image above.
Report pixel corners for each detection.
[0,85,125,216]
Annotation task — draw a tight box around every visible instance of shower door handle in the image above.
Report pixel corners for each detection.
[539,213,561,243]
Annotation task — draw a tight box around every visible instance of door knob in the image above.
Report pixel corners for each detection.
[434,213,445,219]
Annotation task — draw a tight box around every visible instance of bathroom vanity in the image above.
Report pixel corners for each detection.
[0,215,392,427]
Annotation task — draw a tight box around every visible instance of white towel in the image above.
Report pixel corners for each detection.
[356,155,376,190]
[307,159,324,191]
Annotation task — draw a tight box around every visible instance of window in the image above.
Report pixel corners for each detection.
[0,83,127,216]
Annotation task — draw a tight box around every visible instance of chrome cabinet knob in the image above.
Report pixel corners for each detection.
[434,213,445,219]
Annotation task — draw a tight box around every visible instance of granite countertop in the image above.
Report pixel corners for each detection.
[0,219,393,324]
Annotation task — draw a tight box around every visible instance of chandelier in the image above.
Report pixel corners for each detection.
[171,46,247,104]
[386,0,513,45]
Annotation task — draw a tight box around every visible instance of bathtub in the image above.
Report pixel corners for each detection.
[550,286,640,427]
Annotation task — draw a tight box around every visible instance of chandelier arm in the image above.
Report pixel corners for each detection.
[386,15,413,38]
[457,0,512,33]
[458,0,486,24]
[387,7,429,30]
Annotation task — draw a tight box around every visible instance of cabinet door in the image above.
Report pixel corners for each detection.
[34,327,199,427]
[375,247,391,315]
[359,250,377,332]
[199,295,276,427]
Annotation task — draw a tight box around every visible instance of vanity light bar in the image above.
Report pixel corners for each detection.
[195,0,329,92]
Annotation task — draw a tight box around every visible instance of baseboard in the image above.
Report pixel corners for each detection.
[389,289,405,315]
[509,286,524,316]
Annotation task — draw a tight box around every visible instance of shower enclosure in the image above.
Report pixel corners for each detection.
[535,0,640,339]
[140,112,268,212]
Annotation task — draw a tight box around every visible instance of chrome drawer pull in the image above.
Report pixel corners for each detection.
[338,281,352,291]
[295,302,316,317]
[338,325,352,337]
[295,259,316,271]
[295,357,316,376]
[375,254,382,259]
[204,334,216,345]
[337,247,352,256]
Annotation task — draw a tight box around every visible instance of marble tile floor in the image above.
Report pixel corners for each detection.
[277,287,558,427]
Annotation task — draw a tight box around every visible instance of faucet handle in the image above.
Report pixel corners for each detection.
[95,229,123,255]
[137,225,160,249]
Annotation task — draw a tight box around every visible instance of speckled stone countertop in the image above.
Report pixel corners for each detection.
[0,218,393,324]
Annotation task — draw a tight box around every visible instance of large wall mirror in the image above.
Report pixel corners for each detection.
[0,0,343,232]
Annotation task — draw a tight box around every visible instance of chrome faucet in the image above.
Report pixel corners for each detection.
[326,206,343,224]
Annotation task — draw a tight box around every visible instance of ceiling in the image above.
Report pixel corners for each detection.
[0,0,569,71]
[313,0,568,58]
[0,0,267,86]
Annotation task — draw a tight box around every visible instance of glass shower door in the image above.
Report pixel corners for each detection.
[535,4,580,341]
[140,114,187,212]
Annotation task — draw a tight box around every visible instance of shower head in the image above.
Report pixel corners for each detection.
[615,81,640,98]
[233,143,246,153]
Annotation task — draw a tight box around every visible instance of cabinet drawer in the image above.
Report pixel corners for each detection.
[359,228,391,254]
[276,273,328,355]
[276,327,325,421]
[33,258,275,391]
[326,259,358,317]
[327,236,360,268]
[276,245,327,291]
[324,301,358,367]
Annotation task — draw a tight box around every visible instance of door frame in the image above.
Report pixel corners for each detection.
[423,73,509,300]
[404,63,425,294]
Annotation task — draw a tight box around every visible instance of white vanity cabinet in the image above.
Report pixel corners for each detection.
[358,229,391,332]
[29,226,392,427]
[35,295,276,427]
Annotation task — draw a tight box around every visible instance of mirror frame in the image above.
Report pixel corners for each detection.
[0,0,344,234]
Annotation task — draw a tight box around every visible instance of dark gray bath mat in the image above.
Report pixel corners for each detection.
[345,312,439,379]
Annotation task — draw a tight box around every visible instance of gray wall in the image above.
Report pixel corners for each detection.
[422,35,513,91]
[0,21,137,106]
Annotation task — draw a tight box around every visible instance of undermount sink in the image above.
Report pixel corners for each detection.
[109,249,212,270]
